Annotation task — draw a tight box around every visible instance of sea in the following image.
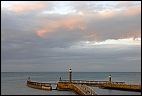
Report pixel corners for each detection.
[1,72,141,95]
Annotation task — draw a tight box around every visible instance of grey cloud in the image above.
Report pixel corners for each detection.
[2,43,141,72]
[86,13,141,41]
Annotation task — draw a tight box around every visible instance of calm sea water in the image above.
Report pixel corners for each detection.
[1,72,141,95]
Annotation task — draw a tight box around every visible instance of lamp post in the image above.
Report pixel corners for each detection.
[69,68,72,83]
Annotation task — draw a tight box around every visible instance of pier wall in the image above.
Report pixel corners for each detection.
[99,83,141,92]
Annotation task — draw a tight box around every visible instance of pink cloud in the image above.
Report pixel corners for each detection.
[37,29,48,38]
[36,15,87,37]
[12,2,47,13]
[124,5,141,16]
[34,2,140,40]
[97,4,141,19]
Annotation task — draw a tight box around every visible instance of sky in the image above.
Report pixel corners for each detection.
[1,1,141,72]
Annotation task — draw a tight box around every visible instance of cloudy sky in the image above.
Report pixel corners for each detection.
[1,1,141,72]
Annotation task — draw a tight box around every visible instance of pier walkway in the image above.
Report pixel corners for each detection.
[56,82,97,95]
[74,84,98,95]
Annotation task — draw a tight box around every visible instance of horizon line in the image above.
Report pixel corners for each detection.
[1,71,141,72]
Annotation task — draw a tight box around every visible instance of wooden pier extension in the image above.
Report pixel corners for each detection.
[27,80,52,90]
[56,82,97,95]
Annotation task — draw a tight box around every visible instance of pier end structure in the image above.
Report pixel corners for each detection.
[69,68,72,83]
[109,75,112,83]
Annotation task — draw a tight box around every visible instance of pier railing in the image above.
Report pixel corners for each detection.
[59,80,125,84]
